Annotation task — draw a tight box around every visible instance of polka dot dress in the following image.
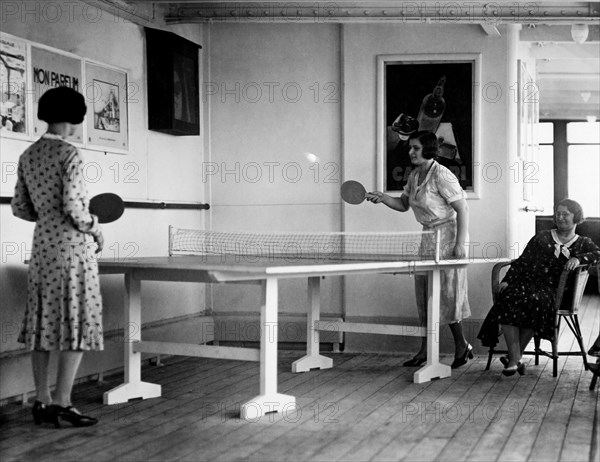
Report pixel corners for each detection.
[11,134,103,351]
[478,230,600,347]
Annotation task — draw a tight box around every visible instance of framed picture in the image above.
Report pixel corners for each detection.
[377,53,481,198]
[31,46,83,144]
[0,33,30,140]
[145,27,200,136]
[84,60,128,153]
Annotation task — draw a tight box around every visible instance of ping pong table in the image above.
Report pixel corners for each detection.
[99,246,497,421]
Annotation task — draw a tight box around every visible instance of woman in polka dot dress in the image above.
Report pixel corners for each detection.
[11,87,104,427]
[478,199,599,376]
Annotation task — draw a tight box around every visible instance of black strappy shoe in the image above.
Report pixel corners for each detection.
[56,405,98,427]
[31,401,60,428]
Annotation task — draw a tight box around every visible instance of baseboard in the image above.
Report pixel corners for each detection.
[0,314,214,404]
[211,312,343,345]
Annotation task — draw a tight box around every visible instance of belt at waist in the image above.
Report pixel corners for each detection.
[422,217,456,230]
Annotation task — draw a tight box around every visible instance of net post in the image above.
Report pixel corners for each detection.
[435,229,441,263]
[168,225,173,256]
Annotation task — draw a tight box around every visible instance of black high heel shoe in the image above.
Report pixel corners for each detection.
[501,362,526,377]
[403,356,427,367]
[32,401,60,428]
[56,405,98,427]
[499,356,509,368]
[451,344,473,369]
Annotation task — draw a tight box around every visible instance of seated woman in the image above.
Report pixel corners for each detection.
[478,199,600,376]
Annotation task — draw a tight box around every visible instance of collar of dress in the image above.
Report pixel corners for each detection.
[41,132,65,141]
[415,161,437,189]
[550,229,578,259]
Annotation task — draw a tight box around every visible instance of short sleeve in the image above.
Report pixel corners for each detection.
[435,165,465,203]
[402,173,413,198]
[62,148,100,235]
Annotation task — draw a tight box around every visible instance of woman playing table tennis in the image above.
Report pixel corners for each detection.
[11,87,103,427]
[366,130,472,369]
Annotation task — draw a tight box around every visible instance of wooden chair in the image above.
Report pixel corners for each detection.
[588,264,600,390]
[485,260,591,377]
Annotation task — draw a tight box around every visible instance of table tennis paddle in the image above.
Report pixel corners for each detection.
[89,193,125,223]
[341,180,369,205]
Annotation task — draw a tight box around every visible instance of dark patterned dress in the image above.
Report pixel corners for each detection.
[478,229,600,347]
[11,133,103,351]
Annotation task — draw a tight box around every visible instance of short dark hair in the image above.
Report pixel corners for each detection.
[555,198,585,224]
[408,130,439,159]
[37,87,87,124]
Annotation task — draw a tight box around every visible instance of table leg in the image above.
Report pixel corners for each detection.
[241,277,295,420]
[292,276,333,372]
[414,269,452,383]
[103,274,161,405]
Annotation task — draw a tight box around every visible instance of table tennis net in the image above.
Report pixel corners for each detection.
[169,226,439,261]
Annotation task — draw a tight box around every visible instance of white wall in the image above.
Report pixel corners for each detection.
[205,22,531,353]
[205,23,345,318]
[0,1,208,399]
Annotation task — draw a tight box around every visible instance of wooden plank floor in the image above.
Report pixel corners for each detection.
[1,294,599,462]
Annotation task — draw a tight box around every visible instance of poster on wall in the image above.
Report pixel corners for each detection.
[0,34,28,139]
[377,54,481,197]
[84,61,128,153]
[31,46,83,143]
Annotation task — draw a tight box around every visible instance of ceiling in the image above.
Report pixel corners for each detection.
[521,24,599,120]
[90,1,600,120]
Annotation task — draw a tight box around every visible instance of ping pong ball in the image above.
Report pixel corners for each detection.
[304,152,320,163]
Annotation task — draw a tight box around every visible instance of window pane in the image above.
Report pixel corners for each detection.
[537,122,553,144]
[568,144,600,216]
[536,145,554,215]
[567,122,600,144]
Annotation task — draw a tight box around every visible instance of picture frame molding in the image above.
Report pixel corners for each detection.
[376,53,482,199]
[0,32,130,154]
[83,58,129,154]
[0,32,32,141]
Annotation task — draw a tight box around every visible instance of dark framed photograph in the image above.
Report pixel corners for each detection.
[377,53,481,198]
[145,27,200,136]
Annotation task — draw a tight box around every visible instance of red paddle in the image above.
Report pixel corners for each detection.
[341,180,369,205]
[89,193,125,223]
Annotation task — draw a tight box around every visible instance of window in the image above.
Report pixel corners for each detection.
[567,122,600,217]
[536,122,554,215]
[537,121,599,218]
